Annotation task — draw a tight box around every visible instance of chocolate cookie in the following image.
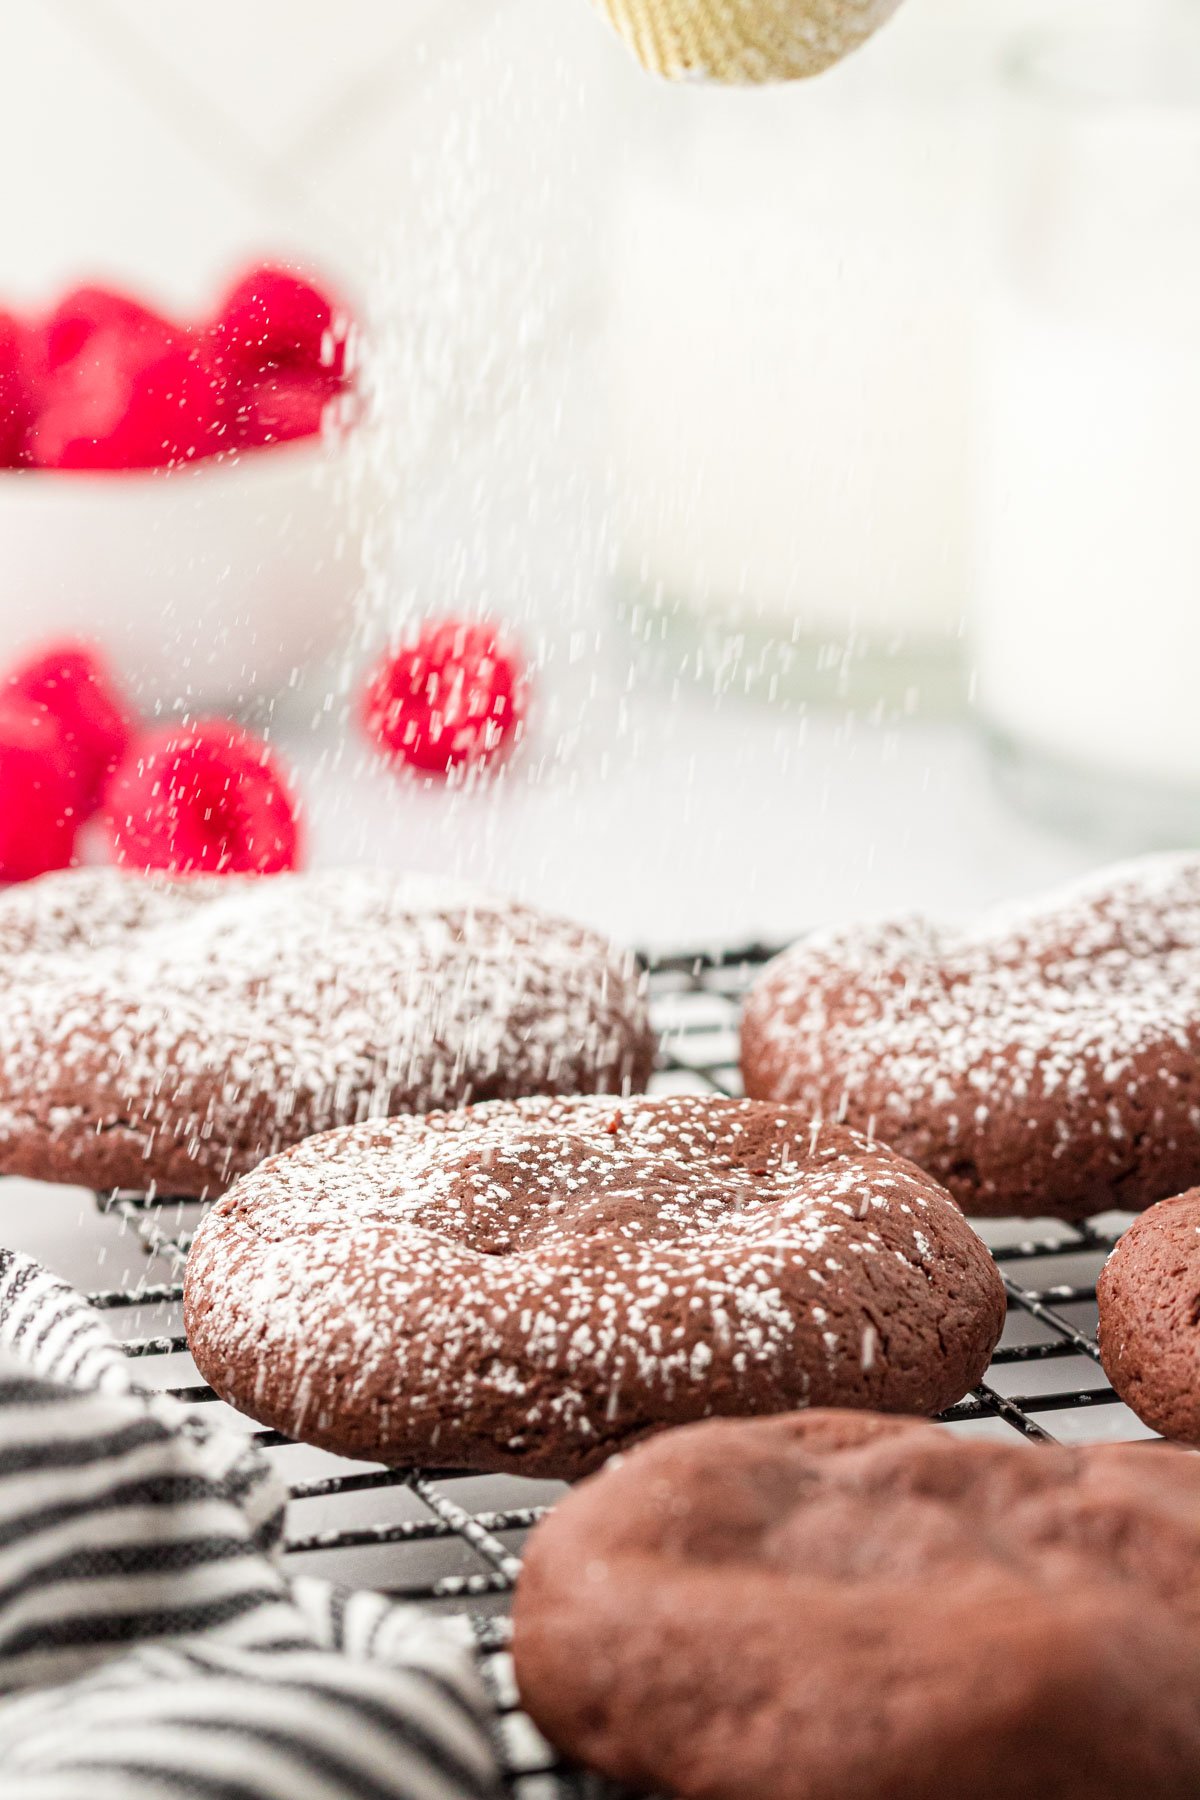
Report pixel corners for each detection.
[0,867,652,1197]
[1097,1190,1200,1443]
[742,853,1200,1219]
[513,1409,1200,1800]
[183,1095,1004,1479]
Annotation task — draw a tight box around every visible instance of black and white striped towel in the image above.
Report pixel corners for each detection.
[0,1248,507,1800]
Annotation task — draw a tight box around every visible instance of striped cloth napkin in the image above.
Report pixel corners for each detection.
[0,1249,507,1800]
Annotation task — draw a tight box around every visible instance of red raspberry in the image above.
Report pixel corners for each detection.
[104,720,302,876]
[4,640,133,816]
[234,371,336,450]
[211,262,348,382]
[0,698,79,882]
[0,311,33,466]
[28,333,225,470]
[41,284,175,377]
[361,620,525,777]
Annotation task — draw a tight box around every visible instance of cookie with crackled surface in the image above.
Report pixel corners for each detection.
[0,867,652,1197]
[183,1095,1004,1479]
[1098,1190,1200,1444]
[513,1409,1200,1800]
[742,853,1200,1220]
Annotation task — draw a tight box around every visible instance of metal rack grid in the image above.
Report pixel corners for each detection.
[82,942,1149,1798]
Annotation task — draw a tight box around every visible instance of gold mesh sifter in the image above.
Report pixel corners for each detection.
[591,0,906,82]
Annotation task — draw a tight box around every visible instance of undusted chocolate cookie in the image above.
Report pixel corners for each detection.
[743,853,1200,1219]
[0,867,652,1197]
[513,1409,1200,1800]
[184,1095,1004,1479]
[1098,1191,1200,1443]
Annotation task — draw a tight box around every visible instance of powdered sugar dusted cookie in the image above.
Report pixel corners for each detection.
[742,854,1200,1220]
[513,1410,1200,1800]
[183,1095,1004,1479]
[0,867,653,1197]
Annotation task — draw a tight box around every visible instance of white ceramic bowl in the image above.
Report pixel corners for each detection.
[0,434,367,707]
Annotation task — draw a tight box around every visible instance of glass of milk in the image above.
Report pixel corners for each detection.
[606,0,1138,714]
[973,16,1200,844]
[608,0,992,713]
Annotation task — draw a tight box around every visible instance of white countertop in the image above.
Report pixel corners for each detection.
[294,682,1099,949]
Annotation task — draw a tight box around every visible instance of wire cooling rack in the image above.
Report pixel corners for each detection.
[83,942,1147,1798]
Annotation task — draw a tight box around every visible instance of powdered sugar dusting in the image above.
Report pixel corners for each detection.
[184,1094,1004,1476]
[0,867,652,1196]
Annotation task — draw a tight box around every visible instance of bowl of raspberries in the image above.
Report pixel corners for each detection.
[0,262,364,701]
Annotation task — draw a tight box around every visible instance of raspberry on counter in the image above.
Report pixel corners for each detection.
[5,640,132,815]
[361,619,525,778]
[104,720,302,876]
